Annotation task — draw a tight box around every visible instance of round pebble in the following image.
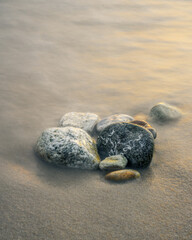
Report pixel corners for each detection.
[149,102,182,122]
[99,155,128,171]
[97,123,154,168]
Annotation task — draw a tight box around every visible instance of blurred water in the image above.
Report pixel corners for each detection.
[0,1,192,240]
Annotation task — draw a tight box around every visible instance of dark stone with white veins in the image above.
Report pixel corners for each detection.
[97,123,154,168]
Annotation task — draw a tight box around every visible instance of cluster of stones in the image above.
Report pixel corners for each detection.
[36,102,182,182]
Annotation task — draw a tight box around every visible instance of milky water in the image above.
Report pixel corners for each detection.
[0,1,192,239]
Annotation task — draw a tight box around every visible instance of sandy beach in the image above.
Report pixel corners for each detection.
[0,0,192,239]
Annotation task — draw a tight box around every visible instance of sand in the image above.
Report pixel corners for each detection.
[0,0,191,239]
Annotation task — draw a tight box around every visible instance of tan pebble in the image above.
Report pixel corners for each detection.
[105,169,140,181]
[130,119,153,128]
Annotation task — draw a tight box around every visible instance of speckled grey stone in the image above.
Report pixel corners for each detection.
[99,155,128,171]
[59,112,100,135]
[149,103,182,122]
[130,120,157,139]
[97,123,154,168]
[36,127,100,169]
[96,114,134,133]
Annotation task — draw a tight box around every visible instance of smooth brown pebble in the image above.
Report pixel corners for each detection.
[105,169,140,181]
[130,120,157,139]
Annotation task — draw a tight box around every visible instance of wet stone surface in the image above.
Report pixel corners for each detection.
[97,123,154,168]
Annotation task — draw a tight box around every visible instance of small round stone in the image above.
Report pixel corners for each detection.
[149,102,182,122]
[97,123,154,168]
[105,169,140,181]
[96,114,134,133]
[36,127,100,169]
[99,155,128,171]
[59,112,100,135]
[130,120,157,139]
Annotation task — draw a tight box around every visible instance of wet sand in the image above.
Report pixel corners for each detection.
[0,0,192,239]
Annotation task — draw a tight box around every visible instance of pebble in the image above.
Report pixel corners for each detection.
[99,155,128,171]
[105,169,140,181]
[149,102,182,122]
[97,122,154,168]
